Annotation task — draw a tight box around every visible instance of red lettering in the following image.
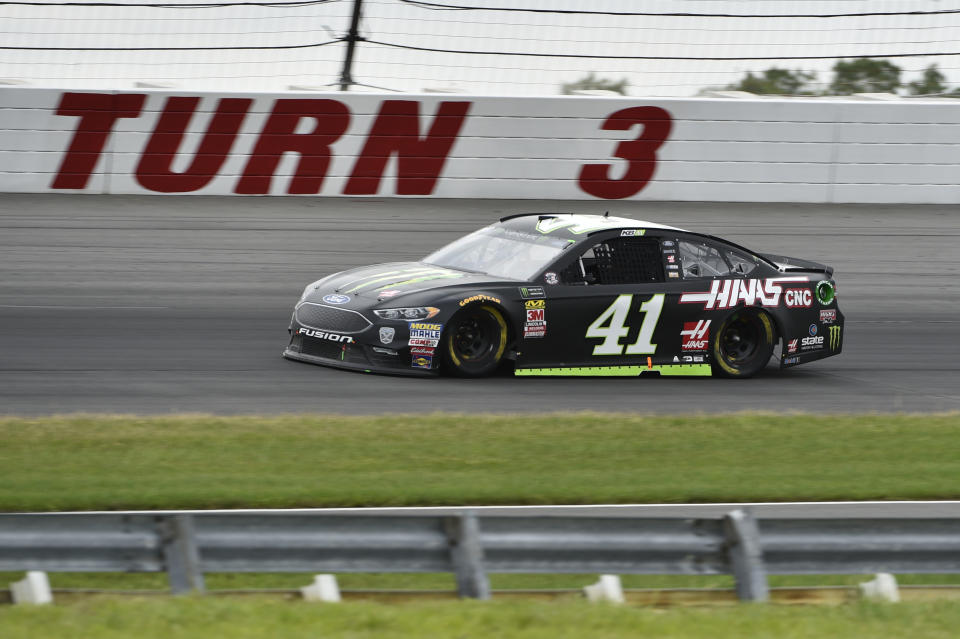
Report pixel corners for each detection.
[135,96,251,193]
[578,106,672,200]
[344,100,471,195]
[235,99,349,195]
[51,92,145,190]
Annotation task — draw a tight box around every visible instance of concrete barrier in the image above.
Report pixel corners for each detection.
[1,87,957,203]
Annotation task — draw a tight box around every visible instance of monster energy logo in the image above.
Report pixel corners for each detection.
[829,325,842,350]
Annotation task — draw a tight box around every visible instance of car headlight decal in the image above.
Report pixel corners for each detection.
[374,307,440,321]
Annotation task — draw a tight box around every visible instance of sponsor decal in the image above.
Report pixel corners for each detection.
[523,324,546,339]
[412,355,433,369]
[787,338,798,354]
[322,293,350,305]
[620,229,645,237]
[408,337,439,348]
[666,264,679,270]
[820,309,837,323]
[535,216,632,235]
[524,299,546,309]
[783,356,800,366]
[459,294,501,306]
[297,328,355,343]
[673,355,705,363]
[829,325,842,350]
[526,308,545,322]
[816,280,836,305]
[410,346,435,356]
[800,323,824,351]
[409,322,443,340]
[784,288,812,308]
[519,286,545,299]
[378,290,401,299]
[666,254,676,264]
[663,240,676,247]
[679,277,809,310]
[668,272,679,278]
[378,327,395,345]
[680,320,710,351]
[544,272,559,285]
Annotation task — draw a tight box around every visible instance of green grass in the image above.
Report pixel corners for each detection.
[3,571,960,592]
[1,413,959,511]
[3,597,960,639]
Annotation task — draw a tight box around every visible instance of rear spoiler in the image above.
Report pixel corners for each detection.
[761,253,834,278]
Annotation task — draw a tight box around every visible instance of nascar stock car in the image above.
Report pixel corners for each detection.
[284,213,843,378]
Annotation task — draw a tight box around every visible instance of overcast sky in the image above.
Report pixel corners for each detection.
[2,0,958,96]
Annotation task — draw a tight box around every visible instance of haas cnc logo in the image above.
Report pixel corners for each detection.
[680,320,711,351]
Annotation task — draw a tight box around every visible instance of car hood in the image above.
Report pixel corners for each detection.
[307,262,511,303]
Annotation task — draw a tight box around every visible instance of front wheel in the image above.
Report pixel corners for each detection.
[441,304,508,377]
[711,310,775,378]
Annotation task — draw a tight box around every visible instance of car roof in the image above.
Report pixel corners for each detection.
[497,213,686,239]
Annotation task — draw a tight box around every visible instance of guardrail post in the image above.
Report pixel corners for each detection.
[158,515,205,595]
[445,511,490,600]
[723,509,769,602]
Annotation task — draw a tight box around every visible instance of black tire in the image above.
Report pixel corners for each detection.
[711,310,775,378]
[441,304,508,377]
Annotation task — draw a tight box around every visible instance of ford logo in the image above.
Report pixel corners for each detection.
[323,294,351,305]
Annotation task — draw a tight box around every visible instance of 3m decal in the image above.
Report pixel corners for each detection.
[829,325,842,350]
[680,320,710,351]
[526,308,545,322]
[586,294,664,356]
[679,277,809,310]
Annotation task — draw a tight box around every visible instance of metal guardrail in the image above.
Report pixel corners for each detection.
[3,509,960,602]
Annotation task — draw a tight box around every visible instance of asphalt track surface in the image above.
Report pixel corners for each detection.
[1,194,958,415]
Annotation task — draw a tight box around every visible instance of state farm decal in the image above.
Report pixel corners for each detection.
[50,92,471,195]
[679,277,809,310]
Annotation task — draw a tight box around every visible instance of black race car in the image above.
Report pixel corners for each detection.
[284,213,843,378]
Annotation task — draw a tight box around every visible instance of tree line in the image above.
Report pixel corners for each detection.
[561,60,959,97]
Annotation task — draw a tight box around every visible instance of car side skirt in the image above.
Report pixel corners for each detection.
[514,364,712,377]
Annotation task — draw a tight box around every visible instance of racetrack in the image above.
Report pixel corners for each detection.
[1,193,958,415]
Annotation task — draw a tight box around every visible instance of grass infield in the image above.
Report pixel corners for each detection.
[0,412,958,511]
[2,597,960,639]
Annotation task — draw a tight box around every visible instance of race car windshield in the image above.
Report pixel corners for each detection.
[423,226,571,280]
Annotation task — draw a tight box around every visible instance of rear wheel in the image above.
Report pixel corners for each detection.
[711,310,775,378]
[441,304,508,377]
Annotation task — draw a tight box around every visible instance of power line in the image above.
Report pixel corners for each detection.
[0,0,337,8]
[0,39,340,50]
[366,39,960,61]
[394,0,960,19]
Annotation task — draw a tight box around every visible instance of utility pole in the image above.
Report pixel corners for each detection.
[338,0,363,91]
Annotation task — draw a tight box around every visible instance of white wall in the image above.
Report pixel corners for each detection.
[1,87,958,203]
